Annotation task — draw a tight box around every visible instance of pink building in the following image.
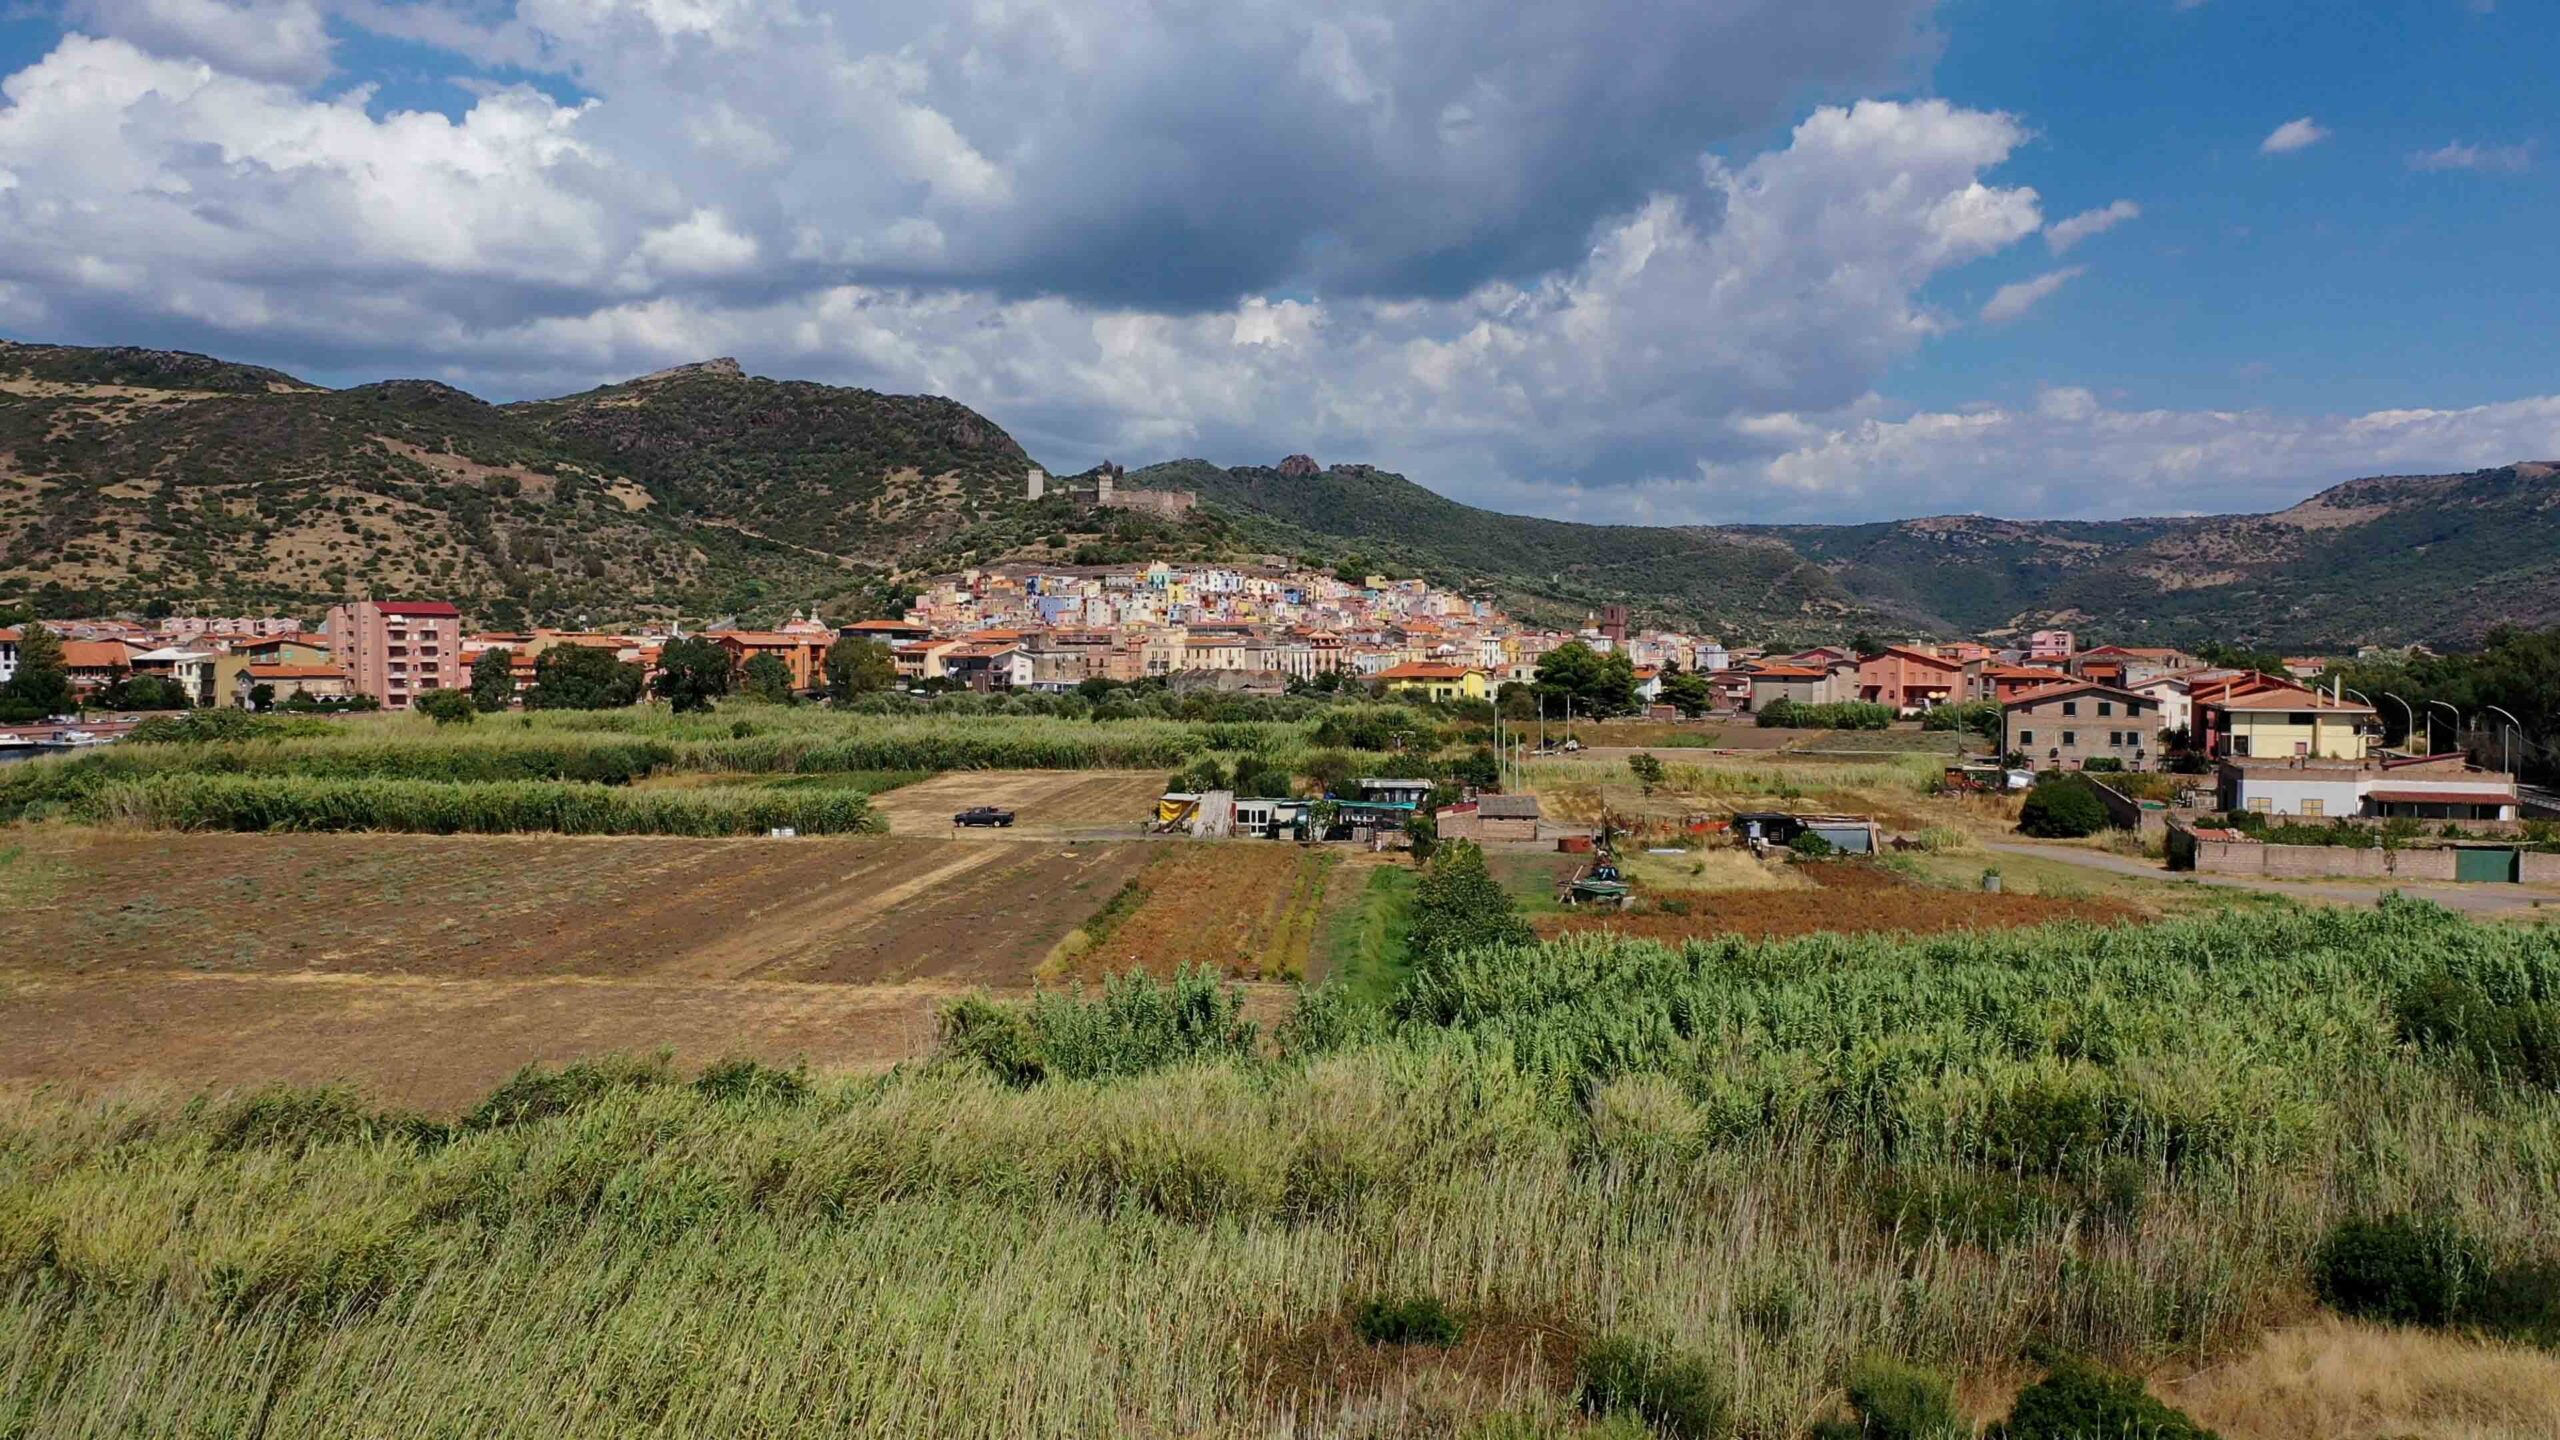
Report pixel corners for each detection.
[2027,629,2077,663]
[325,600,462,710]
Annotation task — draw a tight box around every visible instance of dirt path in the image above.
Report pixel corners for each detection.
[869,770,1168,839]
[1983,841,2560,917]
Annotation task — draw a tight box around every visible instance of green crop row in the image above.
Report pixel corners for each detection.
[75,774,881,837]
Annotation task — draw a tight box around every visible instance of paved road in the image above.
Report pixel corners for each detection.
[1982,841,2560,918]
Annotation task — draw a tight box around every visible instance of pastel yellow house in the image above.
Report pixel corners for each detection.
[2200,688,2376,760]
[1375,661,1491,703]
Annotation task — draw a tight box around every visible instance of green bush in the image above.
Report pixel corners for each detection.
[1988,1360,2216,1439]
[2394,969,2560,1090]
[462,1055,673,1132]
[1838,1356,1967,1440]
[1351,1295,1463,1347]
[1788,831,1840,860]
[2018,780,2108,838]
[1405,842,1534,962]
[691,1057,810,1106]
[1757,699,1895,730]
[1576,1335,1728,1439]
[2312,1214,2487,1326]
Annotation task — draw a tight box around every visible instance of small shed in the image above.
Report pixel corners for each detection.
[1475,793,1541,841]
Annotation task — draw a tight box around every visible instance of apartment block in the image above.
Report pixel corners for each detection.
[325,600,462,710]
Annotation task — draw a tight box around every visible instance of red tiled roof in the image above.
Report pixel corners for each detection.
[376,601,461,618]
[2205,691,2373,712]
[1747,665,1825,679]
[0,628,18,642]
[2364,789,2514,806]
[59,641,135,669]
[1378,662,1476,680]
[2002,680,2149,708]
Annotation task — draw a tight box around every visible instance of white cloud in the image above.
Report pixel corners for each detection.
[2044,198,2139,254]
[2260,116,2328,154]
[1980,266,2084,323]
[1702,391,2560,520]
[633,208,760,278]
[2408,140,2533,173]
[68,0,334,84]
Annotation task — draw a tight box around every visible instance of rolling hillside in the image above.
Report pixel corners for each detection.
[5,338,2553,646]
[0,342,1222,626]
[1747,461,2560,648]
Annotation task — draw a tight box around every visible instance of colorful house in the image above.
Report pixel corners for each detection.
[1374,661,1490,703]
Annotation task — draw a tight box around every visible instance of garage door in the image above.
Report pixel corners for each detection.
[2453,847,2521,884]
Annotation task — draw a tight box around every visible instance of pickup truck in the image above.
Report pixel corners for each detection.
[951,805,1016,828]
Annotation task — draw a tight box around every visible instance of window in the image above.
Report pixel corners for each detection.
[2061,731,2077,747]
[2248,797,2272,813]
[2017,730,2034,746]
[2098,701,2114,716]
[2062,700,2078,716]
[2232,736,2252,757]
[2300,798,2325,817]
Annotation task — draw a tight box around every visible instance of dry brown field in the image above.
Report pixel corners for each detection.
[1533,861,2137,943]
[0,827,1158,1107]
[865,768,1167,837]
[1061,843,1339,980]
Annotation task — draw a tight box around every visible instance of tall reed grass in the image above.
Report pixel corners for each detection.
[2,901,2552,1436]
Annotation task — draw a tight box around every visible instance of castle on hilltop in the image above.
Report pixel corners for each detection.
[1026,463,1196,519]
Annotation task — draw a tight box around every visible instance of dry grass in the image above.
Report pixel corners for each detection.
[1614,846,1807,893]
[2169,1318,2560,1440]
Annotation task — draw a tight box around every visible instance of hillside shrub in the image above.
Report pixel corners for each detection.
[2312,1214,2487,1326]
[1351,1295,1463,1347]
[1988,1360,2215,1439]
[2018,779,2107,838]
[1576,1335,1728,1439]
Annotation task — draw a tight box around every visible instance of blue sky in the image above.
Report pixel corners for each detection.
[0,0,2552,524]
[1913,0,2555,418]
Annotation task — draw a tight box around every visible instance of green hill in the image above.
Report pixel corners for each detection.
[6,337,2553,646]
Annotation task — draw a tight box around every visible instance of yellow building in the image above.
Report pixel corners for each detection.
[1375,661,1491,702]
[2202,690,2375,760]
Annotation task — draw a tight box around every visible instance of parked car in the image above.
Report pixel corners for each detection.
[952,805,1016,828]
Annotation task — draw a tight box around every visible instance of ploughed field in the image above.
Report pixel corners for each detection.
[1534,861,2139,942]
[0,829,1154,1107]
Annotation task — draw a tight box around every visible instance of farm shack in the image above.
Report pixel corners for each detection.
[1439,794,1541,842]
[1730,811,1879,854]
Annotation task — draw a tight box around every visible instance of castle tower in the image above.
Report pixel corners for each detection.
[1026,467,1046,501]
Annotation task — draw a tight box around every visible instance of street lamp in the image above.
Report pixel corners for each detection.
[2485,704,2524,779]
[2380,691,2419,753]
[2341,688,2378,756]
[2428,700,2463,757]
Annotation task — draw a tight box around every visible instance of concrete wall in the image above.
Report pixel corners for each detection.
[2523,852,2560,885]
[2190,840,2461,881]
